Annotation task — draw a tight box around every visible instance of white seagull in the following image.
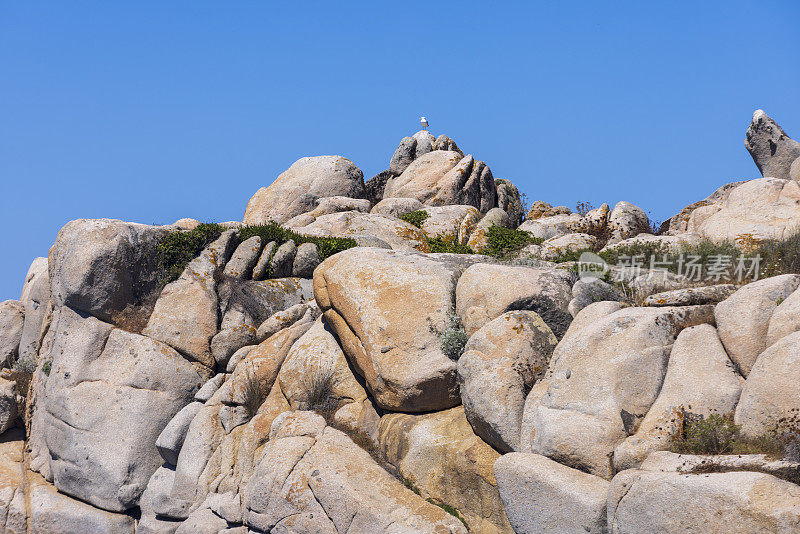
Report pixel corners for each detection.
[420,116,429,130]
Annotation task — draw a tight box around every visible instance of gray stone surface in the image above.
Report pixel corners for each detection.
[458,311,557,452]
[494,453,609,534]
[18,257,51,364]
[745,109,800,181]
[41,306,204,512]
[222,236,262,279]
[0,301,24,368]
[48,219,170,323]
[269,240,297,279]
[251,241,276,281]
[156,401,203,466]
[292,242,319,278]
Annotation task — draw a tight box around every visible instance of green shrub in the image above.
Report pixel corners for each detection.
[671,411,799,459]
[486,226,542,258]
[440,313,468,360]
[400,210,430,228]
[426,499,469,530]
[13,355,37,374]
[156,223,224,285]
[427,236,474,255]
[239,222,357,264]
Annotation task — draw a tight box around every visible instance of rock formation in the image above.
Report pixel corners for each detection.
[2,115,800,532]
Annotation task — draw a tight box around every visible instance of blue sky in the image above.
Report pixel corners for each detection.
[1,2,799,300]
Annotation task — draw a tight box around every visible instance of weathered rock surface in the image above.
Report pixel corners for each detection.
[419,204,479,244]
[495,179,524,226]
[384,151,497,213]
[568,278,623,317]
[530,305,714,478]
[18,257,51,364]
[467,207,511,252]
[242,411,468,533]
[746,109,800,182]
[455,263,574,338]
[458,311,557,452]
[222,236,262,279]
[613,324,744,471]
[243,156,365,224]
[494,453,609,534]
[378,407,512,534]
[389,130,436,175]
[735,330,800,437]
[608,201,650,243]
[40,306,204,511]
[715,274,800,376]
[539,232,597,260]
[314,247,461,412]
[607,467,800,533]
[0,301,24,368]
[766,283,800,346]
[292,242,319,278]
[688,178,800,240]
[643,284,737,307]
[48,219,170,323]
[370,196,425,218]
[518,213,587,240]
[294,211,428,251]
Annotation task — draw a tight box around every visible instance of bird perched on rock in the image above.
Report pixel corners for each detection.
[420,116,428,130]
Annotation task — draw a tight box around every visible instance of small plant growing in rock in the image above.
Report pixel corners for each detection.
[440,313,468,360]
[575,201,595,216]
[400,210,430,228]
[239,222,357,264]
[242,366,268,416]
[13,355,37,374]
[303,359,338,415]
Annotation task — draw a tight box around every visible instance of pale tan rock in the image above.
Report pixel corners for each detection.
[613,324,744,471]
[458,311,557,452]
[419,204,480,245]
[173,218,201,230]
[715,274,800,376]
[691,178,800,241]
[607,201,650,243]
[384,151,497,213]
[243,156,365,224]
[735,330,800,437]
[314,248,461,412]
[525,201,552,220]
[379,407,512,534]
[455,263,573,337]
[766,284,800,346]
[518,214,587,240]
[607,468,800,533]
[599,233,702,255]
[243,411,468,533]
[369,197,425,218]
[643,284,737,307]
[532,305,714,478]
[467,207,511,252]
[540,233,598,260]
[494,452,609,534]
[293,211,428,251]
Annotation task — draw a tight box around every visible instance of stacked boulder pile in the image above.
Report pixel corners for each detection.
[0,111,798,533]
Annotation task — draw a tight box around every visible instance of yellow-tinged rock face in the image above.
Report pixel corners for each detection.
[313,247,461,412]
[378,407,514,534]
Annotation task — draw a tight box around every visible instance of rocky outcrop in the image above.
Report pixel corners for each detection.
[383,151,497,214]
[458,311,556,452]
[314,248,461,412]
[379,407,512,533]
[243,156,365,224]
[746,109,800,181]
[495,453,609,534]
[292,211,428,251]
[243,411,468,533]
[39,306,204,511]
[48,219,170,324]
[18,257,51,364]
[0,301,24,368]
[529,305,714,478]
[455,263,574,337]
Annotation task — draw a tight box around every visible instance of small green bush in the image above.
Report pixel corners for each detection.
[156,223,224,285]
[440,313,468,360]
[239,222,357,264]
[427,499,469,530]
[400,210,430,228]
[13,355,36,374]
[427,236,474,255]
[486,226,542,258]
[671,411,799,459]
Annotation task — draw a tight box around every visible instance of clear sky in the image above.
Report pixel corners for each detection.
[1,2,799,300]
